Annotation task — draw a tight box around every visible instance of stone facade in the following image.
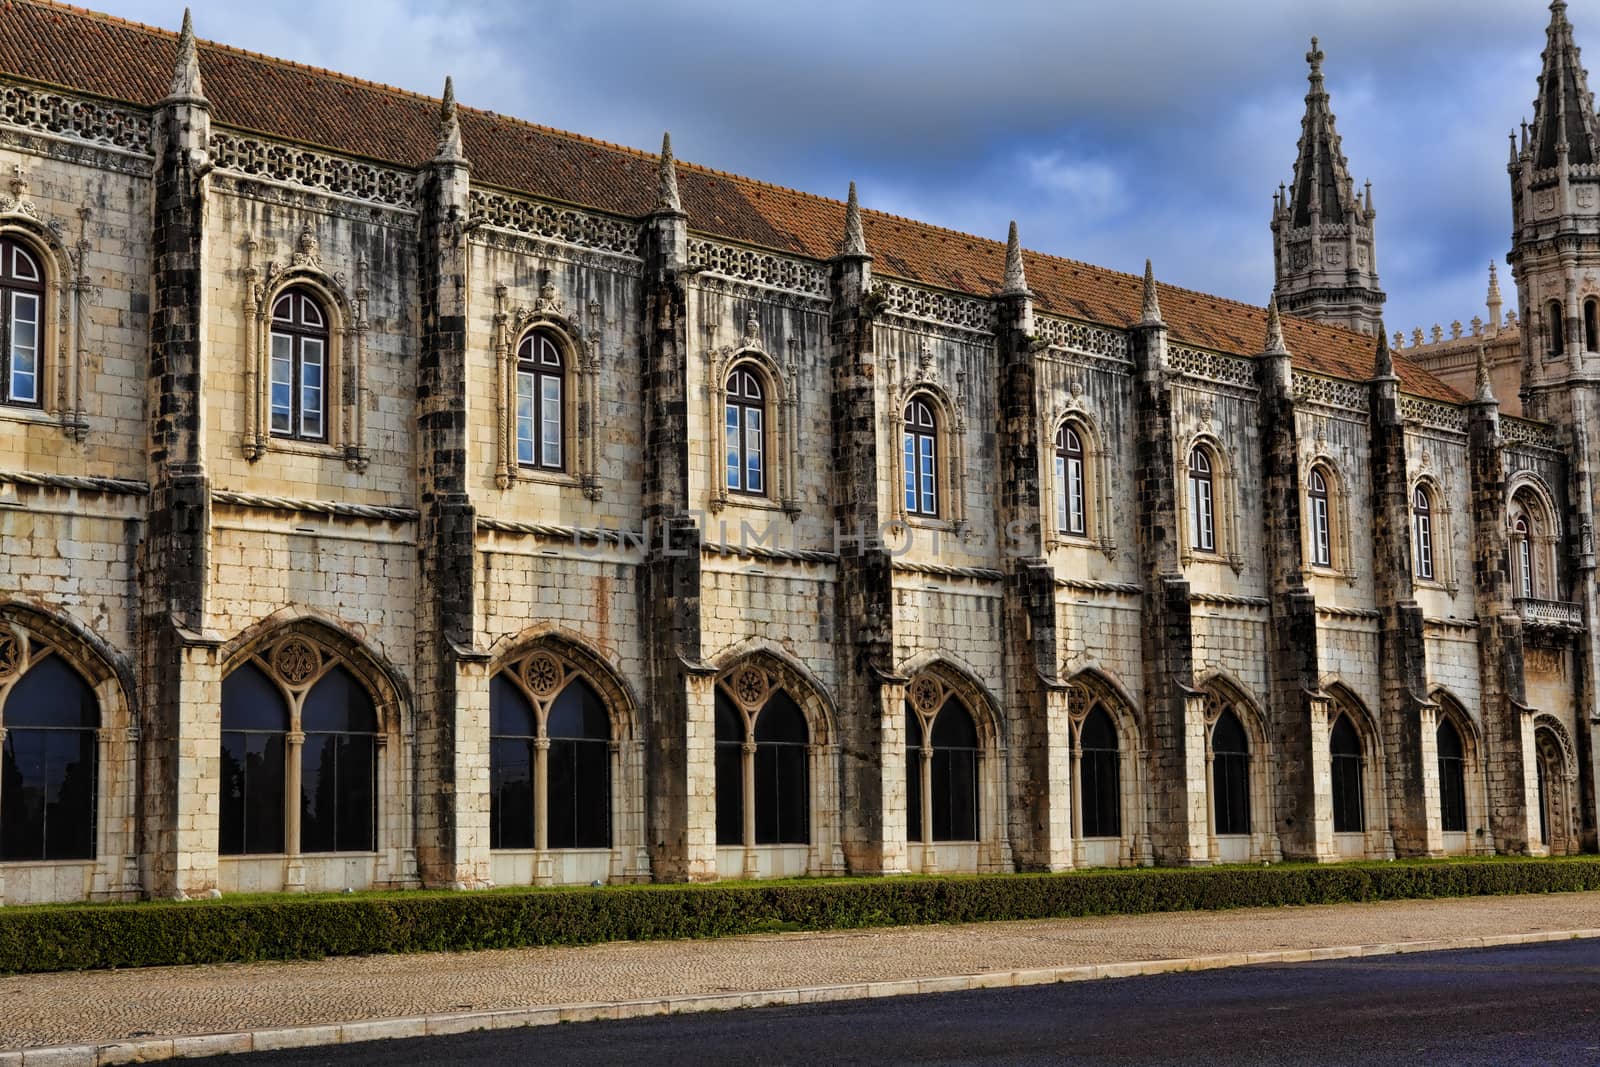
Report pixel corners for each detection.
[0,2,1594,905]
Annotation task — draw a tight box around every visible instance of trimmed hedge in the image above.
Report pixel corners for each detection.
[3,858,1600,975]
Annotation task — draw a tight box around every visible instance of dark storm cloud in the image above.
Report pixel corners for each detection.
[103,0,1564,335]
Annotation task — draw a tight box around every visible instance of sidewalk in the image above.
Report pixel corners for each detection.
[3,892,1599,1056]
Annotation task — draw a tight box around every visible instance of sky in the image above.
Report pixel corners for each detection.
[89,0,1573,337]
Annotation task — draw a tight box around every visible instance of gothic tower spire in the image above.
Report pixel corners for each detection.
[165,8,205,104]
[655,131,682,215]
[1530,0,1599,169]
[434,75,464,163]
[840,180,867,258]
[1001,220,1028,295]
[1271,36,1384,336]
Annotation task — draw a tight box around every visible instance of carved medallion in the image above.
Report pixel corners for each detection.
[0,629,24,681]
[733,665,768,707]
[523,652,564,697]
[273,637,320,686]
[909,675,942,714]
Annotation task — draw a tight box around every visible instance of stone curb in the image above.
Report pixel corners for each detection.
[4,927,1597,1065]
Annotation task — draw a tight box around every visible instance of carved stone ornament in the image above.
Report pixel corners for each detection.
[272,637,321,686]
[533,281,566,318]
[742,311,761,347]
[523,651,564,697]
[0,628,25,681]
[0,165,36,218]
[291,224,321,271]
[909,675,942,714]
[733,665,769,708]
[916,339,936,382]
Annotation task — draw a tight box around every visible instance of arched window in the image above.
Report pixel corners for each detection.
[929,698,979,841]
[1329,714,1364,833]
[1585,298,1598,353]
[905,705,923,843]
[299,666,377,854]
[490,661,613,852]
[1055,424,1087,536]
[904,397,939,517]
[1075,704,1121,838]
[1437,718,1468,834]
[0,649,98,861]
[1548,300,1565,358]
[0,237,44,407]
[714,669,811,849]
[220,662,288,856]
[1210,708,1250,835]
[1413,487,1435,580]
[1188,447,1215,552]
[1514,513,1534,598]
[725,369,766,496]
[753,693,808,845]
[516,331,565,470]
[269,288,329,441]
[1308,467,1332,567]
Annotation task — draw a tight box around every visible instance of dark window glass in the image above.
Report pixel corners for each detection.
[269,288,330,441]
[930,697,979,842]
[1211,708,1250,835]
[546,678,611,850]
[220,662,288,855]
[299,666,376,854]
[489,674,535,850]
[1077,705,1121,839]
[1536,753,1549,844]
[515,332,565,470]
[905,705,923,844]
[903,397,939,517]
[754,690,808,845]
[0,653,99,861]
[1586,299,1598,353]
[1549,300,1566,357]
[725,369,766,495]
[714,690,745,846]
[1437,718,1468,834]
[1413,487,1435,580]
[1330,714,1365,833]
[0,237,45,407]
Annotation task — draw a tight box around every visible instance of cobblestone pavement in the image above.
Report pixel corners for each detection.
[3,893,1599,1050]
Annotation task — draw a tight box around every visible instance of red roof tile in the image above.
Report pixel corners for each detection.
[0,0,1462,403]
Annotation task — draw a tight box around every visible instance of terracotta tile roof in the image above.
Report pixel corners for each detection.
[0,0,1463,403]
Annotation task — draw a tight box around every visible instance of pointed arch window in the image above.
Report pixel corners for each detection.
[904,397,939,517]
[1188,447,1215,552]
[1547,300,1565,358]
[1055,424,1086,536]
[906,687,980,844]
[1413,487,1435,580]
[715,668,810,849]
[1309,467,1332,567]
[516,331,565,471]
[490,655,613,852]
[1074,704,1121,839]
[725,369,766,496]
[1210,708,1250,835]
[1437,717,1468,834]
[269,288,329,441]
[0,237,43,407]
[1329,714,1364,833]
[220,662,288,856]
[1585,298,1598,354]
[0,646,99,861]
[1514,513,1534,598]
[299,666,377,854]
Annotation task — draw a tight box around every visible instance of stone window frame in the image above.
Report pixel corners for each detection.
[890,381,967,534]
[1584,296,1599,354]
[1545,298,1565,359]
[901,661,1007,873]
[0,604,137,904]
[241,228,370,472]
[1177,434,1242,572]
[216,619,407,891]
[1042,406,1115,558]
[713,652,839,878]
[1065,669,1144,867]
[1200,677,1275,862]
[1407,476,1456,593]
[1507,476,1561,602]
[0,204,93,441]
[492,283,601,498]
[1301,455,1355,583]
[706,338,799,518]
[1430,688,1489,853]
[1324,683,1390,859]
[1532,713,1580,855]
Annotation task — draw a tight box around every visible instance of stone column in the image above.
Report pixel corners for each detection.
[1130,264,1209,863]
[413,80,491,889]
[140,16,220,899]
[1367,333,1442,856]
[828,185,907,875]
[993,224,1072,870]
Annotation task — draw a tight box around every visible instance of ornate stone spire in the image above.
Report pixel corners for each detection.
[1000,220,1028,295]
[839,181,868,257]
[1264,293,1288,355]
[1486,262,1504,334]
[434,76,464,163]
[655,132,682,215]
[1139,259,1163,326]
[1286,36,1358,228]
[1372,322,1396,380]
[1474,342,1497,404]
[1529,0,1599,168]
[165,8,206,104]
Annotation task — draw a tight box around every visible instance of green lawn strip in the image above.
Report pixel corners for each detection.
[2,856,1598,974]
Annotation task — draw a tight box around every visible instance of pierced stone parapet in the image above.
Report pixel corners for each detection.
[874,280,995,335]
[1294,373,1369,413]
[1033,314,1129,361]
[687,238,829,299]
[1400,396,1468,434]
[0,81,151,154]
[468,189,642,259]
[1503,415,1562,453]
[1515,597,1584,632]
[1169,345,1257,390]
[210,131,414,208]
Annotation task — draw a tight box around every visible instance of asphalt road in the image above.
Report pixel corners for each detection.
[187,939,1600,1065]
